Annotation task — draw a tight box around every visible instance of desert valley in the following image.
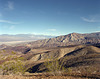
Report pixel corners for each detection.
[0,32,100,79]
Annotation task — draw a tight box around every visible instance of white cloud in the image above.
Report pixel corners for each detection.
[81,15,100,23]
[48,29,57,31]
[0,20,18,24]
[93,31,100,32]
[81,17,95,22]
[2,25,15,30]
[6,1,14,10]
[8,1,14,10]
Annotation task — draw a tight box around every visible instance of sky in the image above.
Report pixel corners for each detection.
[0,0,100,36]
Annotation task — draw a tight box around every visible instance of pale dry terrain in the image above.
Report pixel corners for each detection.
[0,75,90,79]
[0,40,33,45]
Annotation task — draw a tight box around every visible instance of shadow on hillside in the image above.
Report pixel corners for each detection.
[27,63,46,73]
[64,48,84,56]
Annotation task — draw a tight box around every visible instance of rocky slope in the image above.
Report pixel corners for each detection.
[27,45,100,75]
[28,32,100,48]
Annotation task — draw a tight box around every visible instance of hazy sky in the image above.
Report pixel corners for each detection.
[0,0,100,35]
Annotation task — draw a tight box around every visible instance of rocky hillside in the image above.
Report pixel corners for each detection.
[0,43,100,78]
[28,32,100,48]
[27,45,100,76]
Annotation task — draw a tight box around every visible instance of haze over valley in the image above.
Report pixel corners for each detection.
[0,34,54,45]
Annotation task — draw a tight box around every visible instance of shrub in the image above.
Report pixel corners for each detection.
[44,57,66,76]
[2,49,6,53]
[0,58,26,75]
[11,51,16,54]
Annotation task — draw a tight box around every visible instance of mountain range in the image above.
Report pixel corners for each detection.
[28,32,100,48]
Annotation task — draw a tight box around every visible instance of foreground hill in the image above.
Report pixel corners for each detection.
[0,45,100,78]
[26,45,100,73]
[28,32,100,48]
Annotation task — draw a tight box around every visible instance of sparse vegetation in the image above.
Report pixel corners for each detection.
[0,44,99,79]
[44,57,67,76]
[0,57,26,75]
[11,51,16,54]
[2,49,6,53]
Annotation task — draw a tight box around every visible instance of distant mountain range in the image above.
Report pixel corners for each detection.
[0,34,55,45]
[0,32,100,46]
[28,32,100,48]
[0,34,55,42]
